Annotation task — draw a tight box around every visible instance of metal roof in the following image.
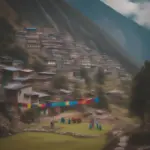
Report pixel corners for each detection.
[13,76,32,81]
[25,91,49,98]
[4,66,20,71]
[4,83,31,90]
[21,69,34,73]
[38,72,56,75]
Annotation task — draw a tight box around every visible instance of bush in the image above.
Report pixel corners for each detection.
[30,59,45,72]
[128,131,150,146]
[20,108,40,123]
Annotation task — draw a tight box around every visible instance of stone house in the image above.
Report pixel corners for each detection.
[12,60,24,68]
[1,66,20,86]
[4,83,32,111]
[24,91,50,105]
[32,76,52,91]
[19,69,35,77]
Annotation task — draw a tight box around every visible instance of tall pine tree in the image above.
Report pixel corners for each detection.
[129,61,150,127]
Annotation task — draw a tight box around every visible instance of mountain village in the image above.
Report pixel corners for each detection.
[0,27,132,116]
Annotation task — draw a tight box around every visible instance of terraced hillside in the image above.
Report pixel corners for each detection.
[4,0,141,73]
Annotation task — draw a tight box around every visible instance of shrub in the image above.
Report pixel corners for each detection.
[20,108,40,123]
[128,131,150,146]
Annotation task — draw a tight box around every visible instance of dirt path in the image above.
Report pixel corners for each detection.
[41,112,83,122]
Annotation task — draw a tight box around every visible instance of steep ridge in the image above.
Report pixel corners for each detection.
[0,0,19,29]
[5,0,139,74]
[65,0,150,65]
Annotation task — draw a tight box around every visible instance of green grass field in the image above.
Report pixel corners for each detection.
[58,122,111,135]
[0,132,107,150]
[0,122,111,150]
[31,120,111,136]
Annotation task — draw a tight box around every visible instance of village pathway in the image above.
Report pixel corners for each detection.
[40,112,83,122]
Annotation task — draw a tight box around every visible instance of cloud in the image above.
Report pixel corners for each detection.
[101,0,150,28]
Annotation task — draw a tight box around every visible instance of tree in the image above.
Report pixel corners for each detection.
[80,67,88,79]
[95,67,105,84]
[95,85,110,110]
[0,17,15,46]
[21,108,40,123]
[31,59,45,72]
[129,61,150,127]
[85,76,92,89]
[0,45,29,65]
[52,74,69,89]
[72,82,83,99]
[121,79,131,95]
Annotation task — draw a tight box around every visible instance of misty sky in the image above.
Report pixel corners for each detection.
[100,0,150,28]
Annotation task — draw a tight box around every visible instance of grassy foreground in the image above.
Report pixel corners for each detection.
[59,122,111,135]
[0,132,107,150]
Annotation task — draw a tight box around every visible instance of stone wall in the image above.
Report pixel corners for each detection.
[23,128,100,138]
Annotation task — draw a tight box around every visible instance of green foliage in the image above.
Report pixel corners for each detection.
[80,68,92,88]
[80,67,88,79]
[72,82,82,99]
[30,59,45,72]
[129,61,150,126]
[0,17,15,45]
[128,131,150,146]
[0,45,29,65]
[52,74,69,89]
[95,67,105,84]
[0,17,29,66]
[21,108,40,123]
[95,85,110,110]
[85,76,92,89]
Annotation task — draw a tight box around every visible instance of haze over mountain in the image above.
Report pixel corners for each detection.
[2,0,143,73]
[100,0,150,28]
[65,0,150,66]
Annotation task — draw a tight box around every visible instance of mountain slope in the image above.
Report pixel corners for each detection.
[0,0,19,29]
[5,0,139,74]
[65,0,150,65]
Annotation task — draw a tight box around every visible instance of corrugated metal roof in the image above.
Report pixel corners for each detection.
[4,83,31,90]
[21,69,34,73]
[4,66,20,71]
[38,72,56,75]
[25,91,49,98]
[13,76,32,81]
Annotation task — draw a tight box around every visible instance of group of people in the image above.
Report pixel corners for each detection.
[89,118,102,130]
[50,117,102,130]
[60,117,71,124]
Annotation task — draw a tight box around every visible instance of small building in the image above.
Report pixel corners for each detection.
[32,77,52,90]
[47,60,57,67]
[24,27,37,33]
[4,83,32,111]
[12,60,24,68]
[1,66,20,86]
[24,91,50,104]
[57,68,74,80]
[11,76,33,85]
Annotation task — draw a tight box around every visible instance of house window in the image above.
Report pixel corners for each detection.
[24,94,30,99]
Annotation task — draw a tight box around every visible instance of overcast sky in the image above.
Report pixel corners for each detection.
[101,0,150,28]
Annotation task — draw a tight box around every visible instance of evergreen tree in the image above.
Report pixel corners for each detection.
[95,67,105,84]
[129,61,150,127]
[52,75,69,89]
[95,85,110,110]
